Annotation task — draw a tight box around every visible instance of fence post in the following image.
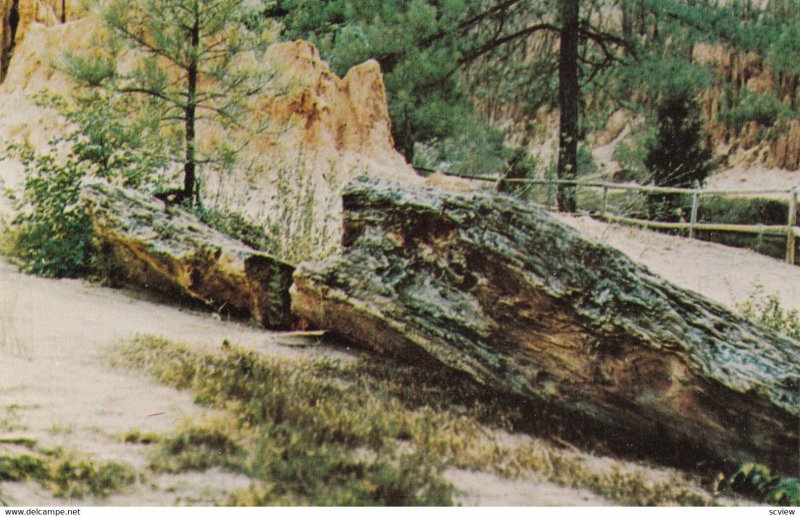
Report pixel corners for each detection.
[689,192,699,239]
[601,186,608,219]
[788,188,798,265]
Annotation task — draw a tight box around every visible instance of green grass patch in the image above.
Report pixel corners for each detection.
[121,430,162,445]
[149,422,245,474]
[111,335,731,506]
[115,336,458,505]
[0,451,136,499]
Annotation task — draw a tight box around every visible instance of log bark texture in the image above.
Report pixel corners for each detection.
[291,176,800,474]
[83,181,295,329]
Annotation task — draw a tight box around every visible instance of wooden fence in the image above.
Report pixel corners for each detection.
[442,174,800,265]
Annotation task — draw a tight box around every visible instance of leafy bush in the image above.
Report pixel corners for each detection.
[33,92,168,188]
[2,143,93,278]
[692,196,794,260]
[1,92,172,278]
[698,196,790,225]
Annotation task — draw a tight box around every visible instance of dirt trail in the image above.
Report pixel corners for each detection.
[554,213,800,313]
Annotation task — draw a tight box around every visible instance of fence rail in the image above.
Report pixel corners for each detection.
[438,173,800,265]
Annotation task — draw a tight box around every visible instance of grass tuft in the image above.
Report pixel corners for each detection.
[0,451,136,499]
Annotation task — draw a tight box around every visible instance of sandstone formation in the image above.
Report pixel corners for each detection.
[82,180,296,329]
[291,175,800,474]
[203,40,418,262]
[0,0,84,81]
[260,40,401,165]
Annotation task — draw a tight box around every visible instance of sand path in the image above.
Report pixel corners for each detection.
[554,213,800,313]
[0,260,343,505]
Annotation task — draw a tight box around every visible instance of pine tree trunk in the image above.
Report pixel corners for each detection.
[557,0,579,213]
[621,0,633,52]
[183,9,200,204]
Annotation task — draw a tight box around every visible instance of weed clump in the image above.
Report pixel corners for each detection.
[150,424,244,474]
[121,430,161,445]
[0,451,135,499]
[738,286,800,340]
[727,463,799,506]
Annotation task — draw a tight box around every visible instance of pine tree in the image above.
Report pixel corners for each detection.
[65,0,274,205]
[645,90,713,219]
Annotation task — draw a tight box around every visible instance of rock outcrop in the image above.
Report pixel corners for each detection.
[260,40,402,167]
[1,0,56,80]
[204,40,419,262]
[83,181,295,329]
[291,175,800,474]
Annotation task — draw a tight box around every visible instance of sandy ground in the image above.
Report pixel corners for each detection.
[0,259,348,506]
[0,258,624,506]
[705,166,800,194]
[554,213,800,313]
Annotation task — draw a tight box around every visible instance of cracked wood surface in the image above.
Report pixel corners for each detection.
[292,175,800,474]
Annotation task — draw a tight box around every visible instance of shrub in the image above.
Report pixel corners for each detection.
[2,92,171,279]
[728,463,799,506]
[738,286,800,340]
[33,91,168,189]
[2,143,93,278]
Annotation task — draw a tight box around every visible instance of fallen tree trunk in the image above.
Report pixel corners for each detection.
[291,175,800,474]
[83,181,296,329]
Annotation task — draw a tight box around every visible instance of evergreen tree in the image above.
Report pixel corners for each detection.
[645,90,713,219]
[272,0,491,166]
[65,0,275,205]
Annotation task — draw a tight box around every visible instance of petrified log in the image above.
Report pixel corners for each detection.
[82,181,295,329]
[291,176,800,474]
